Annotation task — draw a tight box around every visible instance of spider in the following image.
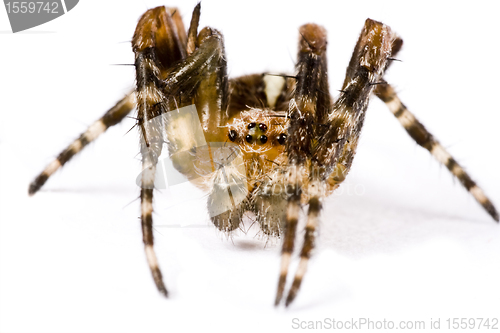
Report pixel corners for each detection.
[28,4,498,307]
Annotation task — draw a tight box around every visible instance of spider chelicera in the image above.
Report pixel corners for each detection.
[28,3,498,307]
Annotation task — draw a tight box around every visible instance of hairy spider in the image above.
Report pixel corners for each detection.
[28,4,498,307]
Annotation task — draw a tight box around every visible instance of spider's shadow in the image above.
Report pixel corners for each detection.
[224,215,282,252]
[318,190,492,258]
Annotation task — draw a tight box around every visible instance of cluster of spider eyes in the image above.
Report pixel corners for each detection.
[228,122,287,145]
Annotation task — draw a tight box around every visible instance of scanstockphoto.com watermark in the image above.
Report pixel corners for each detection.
[3,0,79,32]
[135,104,366,225]
[291,317,499,330]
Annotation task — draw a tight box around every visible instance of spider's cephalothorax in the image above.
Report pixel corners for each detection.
[29,4,499,307]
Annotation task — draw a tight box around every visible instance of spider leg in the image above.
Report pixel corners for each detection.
[134,3,234,292]
[275,171,301,306]
[277,19,395,307]
[186,2,201,55]
[132,6,190,296]
[375,83,499,221]
[161,26,228,140]
[160,21,234,231]
[275,23,331,306]
[285,181,321,307]
[313,19,395,175]
[372,36,498,222]
[28,92,135,195]
[28,5,189,197]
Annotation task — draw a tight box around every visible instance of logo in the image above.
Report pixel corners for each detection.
[135,104,248,218]
[3,0,79,33]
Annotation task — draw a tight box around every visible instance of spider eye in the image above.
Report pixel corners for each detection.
[245,134,253,143]
[259,135,268,144]
[258,123,267,132]
[277,133,287,145]
[228,130,237,142]
[248,122,256,129]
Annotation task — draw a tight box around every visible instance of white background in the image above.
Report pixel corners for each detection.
[1,1,499,332]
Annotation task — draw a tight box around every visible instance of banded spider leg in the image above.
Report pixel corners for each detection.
[275,20,397,306]
[28,93,136,195]
[275,18,498,307]
[29,3,230,297]
[374,40,499,222]
[133,3,229,295]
